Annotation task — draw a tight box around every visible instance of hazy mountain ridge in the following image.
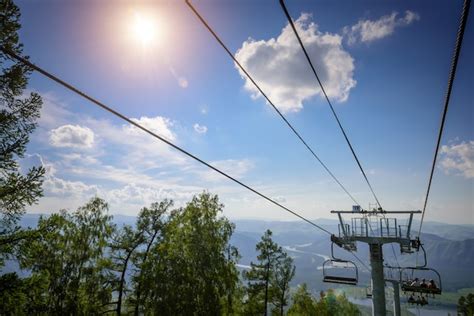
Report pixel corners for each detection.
[13,214,474,292]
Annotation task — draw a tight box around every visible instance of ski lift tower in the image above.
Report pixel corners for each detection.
[331,206,421,316]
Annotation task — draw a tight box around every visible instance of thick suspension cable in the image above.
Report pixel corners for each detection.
[1,46,334,235]
[418,0,471,237]
[279,0,383,210]
[185,0,361,207]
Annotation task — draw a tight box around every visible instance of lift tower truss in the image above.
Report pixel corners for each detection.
[330,206,421,316]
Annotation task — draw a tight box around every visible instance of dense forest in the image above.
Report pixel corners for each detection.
[0,0,363,314]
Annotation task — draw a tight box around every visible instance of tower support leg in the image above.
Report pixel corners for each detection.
[386,279,401,316]
[393,281,401,316]
[370,243,386,316]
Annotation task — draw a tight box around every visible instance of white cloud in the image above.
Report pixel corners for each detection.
[235,13,356,113]
[193,123,208,134]
[125,116,176,141]
[345,10,420,44]
[49,124,94,149]
[43,177,99,197]
[439,141,474,179]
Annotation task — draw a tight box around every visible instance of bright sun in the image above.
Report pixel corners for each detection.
[131,12,158,47]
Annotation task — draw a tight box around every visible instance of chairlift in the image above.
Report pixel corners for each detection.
[400,268,442,295]
[399,244,442,296]
[322,242,359,286]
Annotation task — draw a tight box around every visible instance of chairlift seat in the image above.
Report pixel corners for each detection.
[401,284,441,295]
[323,276,357,285]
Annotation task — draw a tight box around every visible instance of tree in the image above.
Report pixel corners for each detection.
[19,197,115,314]
[142,192,239,315]
[244,229,285,316]
[287,284,318,316]
[313,289,360,316]
[0,0,44,262]
[458,293,474,316]
[130,199,171,315]
[271,254,295,316]
[109,225,143,315]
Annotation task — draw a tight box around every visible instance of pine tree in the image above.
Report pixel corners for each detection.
[0,0,44,260]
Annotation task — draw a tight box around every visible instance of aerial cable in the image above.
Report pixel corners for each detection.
[186,0,371,272]
[2,46,372,273]
[280,0,399,267]
[279,0,383,211]
[0,46,334,236]
[418,0,471,237]
[185,0,361,207]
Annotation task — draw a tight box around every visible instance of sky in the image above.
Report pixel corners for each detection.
[14,0,473,225]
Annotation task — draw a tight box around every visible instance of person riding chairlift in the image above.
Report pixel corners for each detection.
[427,279,438,297]
[410,278,420,287]
[420,278,428,288]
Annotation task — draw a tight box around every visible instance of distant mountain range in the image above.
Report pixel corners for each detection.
[230,218,474,292]
[12,214,474,292]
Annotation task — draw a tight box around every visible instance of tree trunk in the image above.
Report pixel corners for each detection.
[134,231,158,316]
[117,242,140,316]
[264,260,270,316]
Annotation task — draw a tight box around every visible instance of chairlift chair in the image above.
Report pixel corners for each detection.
[322,242,359,286]
[399,244,442,295]
[400,267,442,295]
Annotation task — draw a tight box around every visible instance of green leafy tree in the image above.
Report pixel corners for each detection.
[314,289,360,316]
[458,293,474,316]
[109,225,144,315]
[287,284,318,316]
[130,199,171,315]
[0,272,49,315]
[143,192,239,315]
[244,229,285,316]
[0,0,44,261]
[19,197,115,314]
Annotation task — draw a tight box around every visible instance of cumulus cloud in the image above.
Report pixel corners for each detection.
[193,123,208,134]
[235,13,356,113]
[49,124,94,149]
[125,116,176,141]
[345,10,420,44]
[439,141,474,179]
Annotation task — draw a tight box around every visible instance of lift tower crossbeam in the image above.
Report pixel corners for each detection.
[330,207,421,316]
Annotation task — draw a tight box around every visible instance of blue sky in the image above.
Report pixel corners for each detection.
[16,0,473,224]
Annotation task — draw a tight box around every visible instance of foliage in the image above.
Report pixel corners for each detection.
[287,284,318,316]
[287,286,360,316]
[244,229,295,316]
[0,0,44,240]
[18,197,115,315]
[458,293,474,316]
[140,192,240,315]
[0,0,45,271]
